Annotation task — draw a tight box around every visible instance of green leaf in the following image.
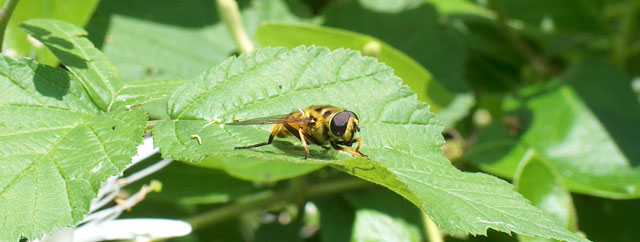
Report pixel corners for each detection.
[255,23,451,113]
[464,122,528,179]
[429,0,494,17]
[515,150,578,242]
[112,79,185,110]
[1,0,99,65]
[186,152,322,182]
[467,59,640,199]
[314,197,355,242]
[318,1,476,126]
[86,12,234,82]
[83,0,308,82]
[0,57,146,241]
[257,0,314,23]
[352,209,421,242]
[356,0,424,13]
[111,79,185,119]
[217,156,324,182]
[323,1,468,93]
[21,19,124,111]
[154,46,588,241]
[347,188,424,242]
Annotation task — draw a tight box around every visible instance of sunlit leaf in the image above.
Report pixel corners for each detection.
[1,0,99,65]
[0,56,146,241]
[21,19,124,111]
[153,46,588,241]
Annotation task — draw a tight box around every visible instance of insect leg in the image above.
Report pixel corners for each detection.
[331,142,365,157]
[282,122,321,145]
[234,124,279,150]
[353,138,367,157]
[298,128,310,159]
[353,138,364,152]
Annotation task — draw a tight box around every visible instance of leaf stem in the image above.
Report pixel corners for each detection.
[422,213,444,242]
[0,0,20,53]
[145,120,165,131]
[185,177,372,229]
[488,0,559,76]
[216,0,254,53]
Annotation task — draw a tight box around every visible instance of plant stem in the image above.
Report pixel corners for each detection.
[185,178,372,229]
[216,0,254,53]
[0,0,20,53]
[488,0,559,76]
[145,120,164,131]
[422,213,444,242]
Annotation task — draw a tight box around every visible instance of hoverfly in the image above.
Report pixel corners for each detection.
[229,105,366,159]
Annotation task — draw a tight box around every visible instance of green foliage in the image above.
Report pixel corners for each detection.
[254,23,477,127]
[82,0,308,82]
[153,46,586,242]
[515,152,577,242]
[0,17,147,241]
[324,1,468,93]
[467,60,640,199]
[0,57,146,241]
[3,0,639,241]
[352,209,421,242]
[256,23,443,110]
[347,188,424,242]
[0,0,99,65]
[22,19,124,111]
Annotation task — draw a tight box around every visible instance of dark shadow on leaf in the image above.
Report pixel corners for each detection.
[19,24,51,38]
[47,46,88,69]
[267,140,337,160]
[33,63,70,100]
[22,27,89,70]
[42,36,74,50]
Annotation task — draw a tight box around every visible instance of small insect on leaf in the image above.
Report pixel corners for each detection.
[231,105,366,159]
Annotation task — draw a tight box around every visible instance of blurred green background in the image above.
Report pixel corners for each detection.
[6,0,640,241]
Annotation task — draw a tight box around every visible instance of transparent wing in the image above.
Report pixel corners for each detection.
[227,114,312,125]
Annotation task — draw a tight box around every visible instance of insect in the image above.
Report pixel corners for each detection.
[229,105,366,159]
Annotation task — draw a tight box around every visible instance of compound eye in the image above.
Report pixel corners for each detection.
[349,111,359,121]
[330,112,351,136]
